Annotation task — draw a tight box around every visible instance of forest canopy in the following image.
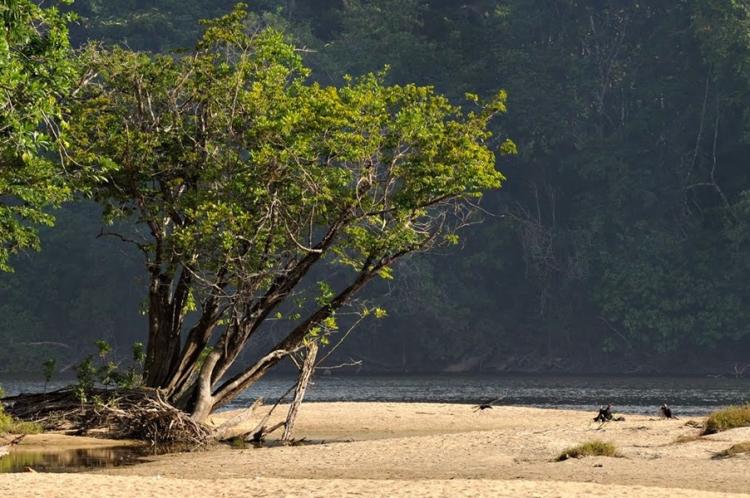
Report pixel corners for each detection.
[2,0,750,376]
[0,0,75,271]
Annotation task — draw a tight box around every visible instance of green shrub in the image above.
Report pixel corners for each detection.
[0,409,42,435]
[230,437,247,449]
[703,405,750,435]
[556,440,619,461]
[0,383,41,435]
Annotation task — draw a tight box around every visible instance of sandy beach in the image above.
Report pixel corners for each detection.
[2,402,750,497]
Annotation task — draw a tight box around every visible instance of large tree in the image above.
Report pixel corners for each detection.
[68,5,510,420]
[0,0,77,271]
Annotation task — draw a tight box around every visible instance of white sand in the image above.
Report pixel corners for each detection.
[2,403,749,497]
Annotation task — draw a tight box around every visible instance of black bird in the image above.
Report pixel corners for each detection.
[593,403,613,422]
[660,403,677,419]
[473,397,502,412]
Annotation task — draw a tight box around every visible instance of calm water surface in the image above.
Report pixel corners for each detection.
[0,446,167,474]
[4,374,747,416]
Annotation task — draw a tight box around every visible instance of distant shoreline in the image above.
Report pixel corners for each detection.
[4,374,747,418]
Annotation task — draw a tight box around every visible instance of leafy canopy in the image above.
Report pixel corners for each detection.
[69,3,507,307]
[0,0,76,271]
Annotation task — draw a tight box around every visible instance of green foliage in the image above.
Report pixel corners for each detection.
[73,340,145,402]
[68,11,504,280]
[42,358,56,390]
[556,440,619,461]
[5,0,750,373]
[0,0,78,271]
[314,0,750,364]
[0,408,42,435]
[316,282,336,307]
[703,405,750,435]
[73,355,96,402]
[132,342,146,365]
[195,346,214,371]
[95,339,112,358]
[0,386,34,437]
[229,436,247,449]
[68,0,240,51]
[60,3,505,392]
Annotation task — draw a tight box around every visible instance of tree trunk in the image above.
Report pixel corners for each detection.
[144,268,191,388]
[144,275,179,387]
[282,341,318,442]
[189,350,221,422]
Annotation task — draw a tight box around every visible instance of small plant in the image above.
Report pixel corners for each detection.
[119,341,146,389]
[0,384,43,435]
[0,412,43,435]
[556,440,619,461]
[42,358,56,392]
[230,437,247,449]
[95,339,112,358]
[714,442,750,459]
[0,402,42,435]
[703,404,750,435]
[74,356,97,403]
[132,342,145,365]
[72,340,147,402]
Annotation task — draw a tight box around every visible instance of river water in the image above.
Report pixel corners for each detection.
[3,374,748,416]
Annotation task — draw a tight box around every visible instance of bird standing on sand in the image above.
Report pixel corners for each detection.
[593,403,613,422]
[660,403,677,419]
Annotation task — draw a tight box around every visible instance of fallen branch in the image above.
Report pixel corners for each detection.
[245,383,297,443]
[212,398,264,442]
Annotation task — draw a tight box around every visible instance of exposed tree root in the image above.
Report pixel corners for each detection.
[1,388,211,445]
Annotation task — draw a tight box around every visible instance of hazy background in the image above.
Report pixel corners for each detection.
[2,0,750,376]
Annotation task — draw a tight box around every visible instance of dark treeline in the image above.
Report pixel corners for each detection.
[2,0,749,375]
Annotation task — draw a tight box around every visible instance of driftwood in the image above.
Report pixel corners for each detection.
[253,421,286,443]
[212,398,264,442]
[1,388,210,445]
[3,342,325,447]
[245,384,297,443]
[282,342,318,442]
[224,343,320,446]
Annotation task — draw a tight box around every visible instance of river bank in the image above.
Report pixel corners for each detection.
[4,374,749,414]
[2,403,750,496]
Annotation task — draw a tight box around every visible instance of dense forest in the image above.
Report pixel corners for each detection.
[2,0,750,376]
